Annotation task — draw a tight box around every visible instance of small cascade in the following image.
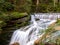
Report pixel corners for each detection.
[9,14,60,45]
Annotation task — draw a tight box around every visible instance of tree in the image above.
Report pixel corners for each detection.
[36,0,40,12]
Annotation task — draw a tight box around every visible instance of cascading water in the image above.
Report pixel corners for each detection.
[9,14,60,45]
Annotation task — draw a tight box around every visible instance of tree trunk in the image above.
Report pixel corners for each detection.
[53,0,56,7]
[36,0,39,6]
[53,0,58,7]
[36,0,40,12]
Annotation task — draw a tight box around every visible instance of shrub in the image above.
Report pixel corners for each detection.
[0,21,6,28]
[2,2,14,12]
[0,13,10,21]
[38,4,48,13]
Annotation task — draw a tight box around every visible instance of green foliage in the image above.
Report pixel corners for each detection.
[56,19,60,25]
[56,37,60,45]
[0,21,6,27]
[0,0,5,11]
[38,4,48,13]
[40,0,53,4]
[0,0,60,13]
[0,13,11,22]
[31,0,60,13]
[0,20,6,31]
[2,2,14,11]
[0,0,4,3]
[0,0,14,12]
[23,0,32,13]
[45,26,54,33]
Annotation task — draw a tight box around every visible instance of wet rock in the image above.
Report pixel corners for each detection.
[34,39,40,45]
[11,42,20,45]
[49,21,56,27]
[54,26,60,30]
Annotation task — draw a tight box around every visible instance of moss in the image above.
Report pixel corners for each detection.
[0,12,28,21]
[10,12,28,18]
[0,12,30,31]
[56,19,60,25]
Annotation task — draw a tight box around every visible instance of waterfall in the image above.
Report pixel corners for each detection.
[9,14,60,45]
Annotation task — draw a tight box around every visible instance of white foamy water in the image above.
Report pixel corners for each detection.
[9,14,60,45]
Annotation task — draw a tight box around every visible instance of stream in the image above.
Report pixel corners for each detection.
[9,14,60,45]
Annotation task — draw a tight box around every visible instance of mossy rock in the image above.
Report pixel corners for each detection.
[10,12,28,19]
[0,12,28,21]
